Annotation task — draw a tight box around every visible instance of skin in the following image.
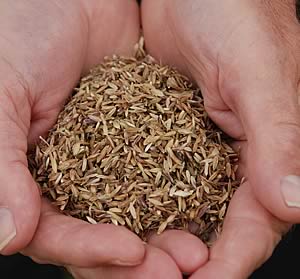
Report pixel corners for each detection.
[0,0,141,256]
[142,0,300,277]
[0,0,208,278]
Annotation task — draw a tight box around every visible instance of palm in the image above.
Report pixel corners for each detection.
[0,0,154,272]
[3,1,208,278]
[142,0,298,277]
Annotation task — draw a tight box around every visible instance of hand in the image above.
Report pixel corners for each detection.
[22,199,209,279]
[189,179,289,278]
[142,0,300,277]
[0,0,142,260]
[0,1,210,278]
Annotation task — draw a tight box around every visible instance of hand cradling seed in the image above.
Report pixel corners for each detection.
[28,39,239,244]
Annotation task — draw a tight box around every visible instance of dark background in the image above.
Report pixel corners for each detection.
[1,1,300,278]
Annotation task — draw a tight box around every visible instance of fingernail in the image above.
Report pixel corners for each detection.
[110,258,143,267]
[0,208,16,252]
[281,175,300,208]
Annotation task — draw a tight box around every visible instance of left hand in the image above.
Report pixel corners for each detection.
[142,0,300,277]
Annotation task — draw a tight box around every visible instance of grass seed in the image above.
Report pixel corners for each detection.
[28,38,240,244]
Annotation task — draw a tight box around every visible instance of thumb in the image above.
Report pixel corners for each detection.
[234,66,300,223]
[0,90,40,254]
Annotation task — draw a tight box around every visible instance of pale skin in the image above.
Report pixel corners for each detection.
[142,0,300,278]
[0,1,207,278]
[1,0,300,278]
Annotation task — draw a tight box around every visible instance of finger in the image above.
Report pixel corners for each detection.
[220,24,300,224]
[0,90,40,255]
[190,182,289,279]
[23,199,145,267]
[148,230,208,274]
[82,0,140,72]
[67,246,182,279]
[141,0,191,77]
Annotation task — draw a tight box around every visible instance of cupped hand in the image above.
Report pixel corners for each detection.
[0,0,141,257]
[142,0,300,277]
[0,1,209,277]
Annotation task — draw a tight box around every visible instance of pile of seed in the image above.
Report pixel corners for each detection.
[28,39,239,243]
